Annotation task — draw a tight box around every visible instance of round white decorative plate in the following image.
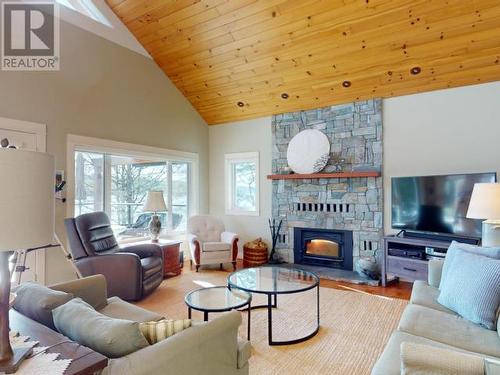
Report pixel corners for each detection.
[287,129,330,174]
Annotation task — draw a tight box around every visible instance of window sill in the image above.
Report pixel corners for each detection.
[118,232,186,245]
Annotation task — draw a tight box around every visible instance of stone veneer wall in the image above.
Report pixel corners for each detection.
[271,99,383,267]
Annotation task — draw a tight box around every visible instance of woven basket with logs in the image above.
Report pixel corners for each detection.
[243,238,268,268]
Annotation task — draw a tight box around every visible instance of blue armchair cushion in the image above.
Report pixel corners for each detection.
[438,249,500,330]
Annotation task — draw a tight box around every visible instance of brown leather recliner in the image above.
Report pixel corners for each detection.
[64,212,163,301]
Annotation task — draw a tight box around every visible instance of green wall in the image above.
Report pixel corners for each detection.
[0,20,208,284]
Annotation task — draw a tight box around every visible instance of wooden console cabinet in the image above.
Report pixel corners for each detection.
[382,235,451,287]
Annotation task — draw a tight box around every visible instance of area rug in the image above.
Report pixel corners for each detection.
[137,268,407,375]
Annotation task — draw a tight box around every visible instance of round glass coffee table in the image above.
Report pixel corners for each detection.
[228,266,320,346]
[184,286,252,339]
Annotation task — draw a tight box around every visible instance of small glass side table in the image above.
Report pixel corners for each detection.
[184,286,252,340]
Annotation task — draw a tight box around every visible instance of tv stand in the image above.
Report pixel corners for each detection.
[395,230,480,245]
[382,235,453,287]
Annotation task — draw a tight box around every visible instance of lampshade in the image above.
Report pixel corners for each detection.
[466,183,500,219]
[0,149,55,251]
[143,191,167,213]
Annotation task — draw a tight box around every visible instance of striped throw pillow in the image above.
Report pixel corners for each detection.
[139,319,191,344]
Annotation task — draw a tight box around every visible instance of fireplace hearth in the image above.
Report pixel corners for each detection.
[294,227,353,270]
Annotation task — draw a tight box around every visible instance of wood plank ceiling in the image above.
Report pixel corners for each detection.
[107,0,500,125]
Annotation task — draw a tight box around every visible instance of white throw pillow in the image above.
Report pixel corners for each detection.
[400,342,484,375]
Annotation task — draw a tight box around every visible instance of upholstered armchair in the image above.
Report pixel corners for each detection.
[187,215,239,272]
[64,212,163,301]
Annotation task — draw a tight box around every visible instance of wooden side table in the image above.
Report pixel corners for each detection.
[159,240,183,278]
[123,239,183,278]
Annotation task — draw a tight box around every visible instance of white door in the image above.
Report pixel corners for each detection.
[0,117,47,284]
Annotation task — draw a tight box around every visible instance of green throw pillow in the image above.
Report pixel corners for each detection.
[53,298,149,358]
[13,282,73,330]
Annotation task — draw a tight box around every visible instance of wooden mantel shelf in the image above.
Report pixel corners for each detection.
[267,171,380,180]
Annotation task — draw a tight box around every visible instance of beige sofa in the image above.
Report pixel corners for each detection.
[372,259,500,374]
[50,275,251,375]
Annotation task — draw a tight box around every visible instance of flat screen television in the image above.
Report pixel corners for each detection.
[391,172,497,238]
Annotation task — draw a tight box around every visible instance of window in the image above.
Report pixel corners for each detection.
[69,136,197,241]
[225,152,259,216]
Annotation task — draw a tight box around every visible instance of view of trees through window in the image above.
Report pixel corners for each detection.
[233,162,257,211]
[225,152,259,215]
[75,151,190,239]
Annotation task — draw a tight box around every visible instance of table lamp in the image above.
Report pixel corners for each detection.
[143,191,167,242]
[0,149,54,373]
[466,183,500,246]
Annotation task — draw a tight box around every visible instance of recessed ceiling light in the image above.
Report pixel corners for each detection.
[410,66,422,75]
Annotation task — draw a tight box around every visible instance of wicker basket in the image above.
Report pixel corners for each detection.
[243,238,268,268]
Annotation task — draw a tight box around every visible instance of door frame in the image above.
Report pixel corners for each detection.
[0,116,47,284]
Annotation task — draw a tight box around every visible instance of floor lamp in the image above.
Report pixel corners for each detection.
[11,233,82,285]
[0,149,55,373]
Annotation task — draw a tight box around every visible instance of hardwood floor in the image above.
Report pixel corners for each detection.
[179,260,412,301]
[319,278,412,300]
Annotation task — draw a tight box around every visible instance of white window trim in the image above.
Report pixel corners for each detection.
[225,151,260,216]
[66,134,199,236]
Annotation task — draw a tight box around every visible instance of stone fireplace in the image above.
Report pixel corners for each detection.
[271,99,383,269]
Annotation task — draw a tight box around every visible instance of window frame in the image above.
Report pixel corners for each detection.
[224,151,260,216]
[67,135,198,240]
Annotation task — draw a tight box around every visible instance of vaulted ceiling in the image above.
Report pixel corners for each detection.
[107,0,500,125]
